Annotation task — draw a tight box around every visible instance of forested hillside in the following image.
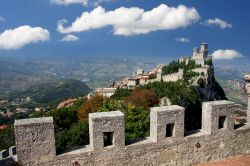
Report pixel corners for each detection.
[3,79,91,105]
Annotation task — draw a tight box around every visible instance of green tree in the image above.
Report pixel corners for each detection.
[0,125,15,151]
[162,60,179,75]
[123,107,150,140]
[111,88,132,100]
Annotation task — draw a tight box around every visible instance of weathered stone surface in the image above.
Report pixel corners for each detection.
[14,117,56,166]
[14,101,250,166]
[89,111,125,151]
[244,74,250,123]
[150,105,184,142]
[202,100,234,134]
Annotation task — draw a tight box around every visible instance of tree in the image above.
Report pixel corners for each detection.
[0,125,15,151]
[66,122,89,147]
[125,89,159,109]
[123,107,150,140]
[49,108,78,132]
[111,88,132,100]
[162,60,179,75]
[140,81,201,130]
[77,95,108,122]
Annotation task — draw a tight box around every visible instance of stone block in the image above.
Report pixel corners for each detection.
[150,105,185,143]
[14,117,56,165]
[248,97,250,123]
[202,100,235,134]
[89,111,125,151]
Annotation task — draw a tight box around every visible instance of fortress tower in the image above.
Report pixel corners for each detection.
[192,43,209,67]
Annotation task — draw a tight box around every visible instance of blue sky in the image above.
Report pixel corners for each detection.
[0,0,249,60]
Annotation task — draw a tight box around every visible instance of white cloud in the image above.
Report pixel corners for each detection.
[60,34,79,42]
[50,0,88,6]
[212,49,243,60]
[57,4,200,36]
[175,37,189,43]
[0,25,50,50]
[0,16,5,22]
[92,0,114,6]
[204,18,232,29]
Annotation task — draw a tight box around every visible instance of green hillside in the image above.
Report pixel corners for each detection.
[4,79,91,105]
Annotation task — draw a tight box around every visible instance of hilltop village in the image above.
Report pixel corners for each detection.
[88,43,212,99]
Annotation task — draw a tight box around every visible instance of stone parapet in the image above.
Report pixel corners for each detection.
[202,100,235,134]
[89,111,125,151]
[150,105,184,142]
[244,74,250,123]
[12,101,250,166]
[14,117,56,165]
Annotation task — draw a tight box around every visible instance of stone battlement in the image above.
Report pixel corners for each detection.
[11,100,250,166]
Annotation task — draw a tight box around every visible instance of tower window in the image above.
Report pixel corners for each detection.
[219,116,226,129]
[103,132,113,147]
[165,123,175,137]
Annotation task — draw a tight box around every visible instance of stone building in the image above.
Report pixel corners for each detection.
[87,88,117,98]
[127,78,140,88]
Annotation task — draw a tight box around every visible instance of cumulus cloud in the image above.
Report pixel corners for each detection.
[50,0,88,6]
[212,49,243,60]
[0,16,5,22]
[175,37,189,43]
[0,25,50,50]
[60,34,79,42]
[57,4,200,36]
[203,18,232,29]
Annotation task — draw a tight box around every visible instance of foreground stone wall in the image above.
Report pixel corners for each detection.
[15,117,56,165]
[14,100,250,166]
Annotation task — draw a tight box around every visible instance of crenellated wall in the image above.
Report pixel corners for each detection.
[13,100,250,166]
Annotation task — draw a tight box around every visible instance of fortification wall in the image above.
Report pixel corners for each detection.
[192,67,209,76]
[162,69,184,82]
[192,58,205,67]
[14,100,250,166]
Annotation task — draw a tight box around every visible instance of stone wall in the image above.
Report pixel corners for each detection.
[14,117,56,165]
[192,67,209,76]
[162,69,184,82]
[14,100,250,166]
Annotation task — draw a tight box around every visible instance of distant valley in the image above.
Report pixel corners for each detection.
[0,57,249,109]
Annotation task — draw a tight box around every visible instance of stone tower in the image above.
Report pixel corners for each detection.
[192,43,209,67]
[200,43,208,58]
[244,74,250,123]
